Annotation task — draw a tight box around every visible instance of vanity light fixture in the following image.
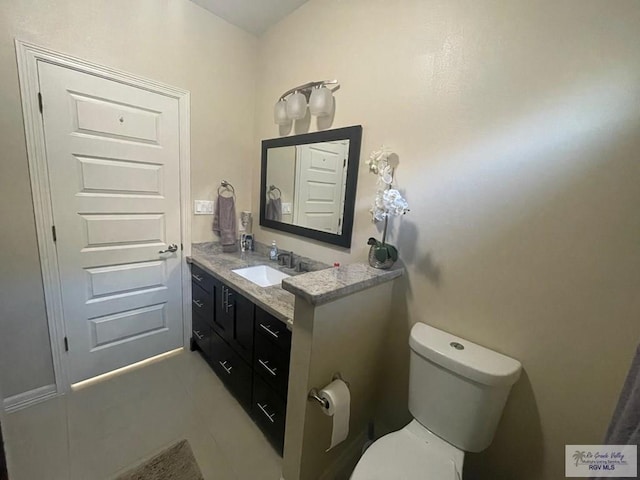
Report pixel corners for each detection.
[273,80,339,125]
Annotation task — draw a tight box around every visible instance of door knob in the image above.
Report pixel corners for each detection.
[159,244,178,254]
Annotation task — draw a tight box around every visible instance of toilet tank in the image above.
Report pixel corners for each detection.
[408,323,522,453]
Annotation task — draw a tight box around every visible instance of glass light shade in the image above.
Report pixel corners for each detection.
[285,91,307,120]
[274,100,289,125]
[309,86,334,116]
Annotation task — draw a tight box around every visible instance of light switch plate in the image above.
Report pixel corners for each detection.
[282,202,293,215]
[194,200,214,215]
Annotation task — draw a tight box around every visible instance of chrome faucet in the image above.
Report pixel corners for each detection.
[277,250,296,269]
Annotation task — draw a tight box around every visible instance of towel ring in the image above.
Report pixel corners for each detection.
[268,185,282,199]
[218,180,235,198]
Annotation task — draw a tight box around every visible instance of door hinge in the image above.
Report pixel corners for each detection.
[343,158,346,168]
[64,337,69,352]
[38,92,43,113]
[181,243,184,251]
[51,225,57,242]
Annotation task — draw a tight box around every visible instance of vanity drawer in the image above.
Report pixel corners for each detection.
[191,282,214,325]
[255,308,291,353]
[254,332,290,399]
[191,313,212,357]
[252,374,286,455]
[191,264,214,294]
[209,332,252,411]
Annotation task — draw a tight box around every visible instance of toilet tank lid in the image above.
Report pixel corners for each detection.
[410,323,522,387]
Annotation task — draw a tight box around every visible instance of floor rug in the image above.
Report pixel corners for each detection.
[115,440,204,480]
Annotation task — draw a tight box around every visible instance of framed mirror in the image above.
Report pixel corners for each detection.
[260,125,362,248]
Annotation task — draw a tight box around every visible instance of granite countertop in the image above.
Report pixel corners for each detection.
[187,243,301,328]
[187,242,403,327]
[281,263,403,306]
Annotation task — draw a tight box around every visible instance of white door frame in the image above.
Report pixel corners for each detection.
[15,40,192,395]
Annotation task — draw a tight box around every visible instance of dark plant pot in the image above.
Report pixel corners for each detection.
[368,245,395,269]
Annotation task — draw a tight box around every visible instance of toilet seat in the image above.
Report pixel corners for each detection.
[350,421,463,480]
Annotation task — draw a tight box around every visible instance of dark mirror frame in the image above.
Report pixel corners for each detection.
[260,125,362,248]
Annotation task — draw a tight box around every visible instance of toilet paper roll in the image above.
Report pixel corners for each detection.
[319,378,350,451]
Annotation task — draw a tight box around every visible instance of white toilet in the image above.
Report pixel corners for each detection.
[351,322,522,479]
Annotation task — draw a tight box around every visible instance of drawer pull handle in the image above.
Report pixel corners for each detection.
[193,330,204,340]
[223,287,229,313]
[192,299,204,308]
[259,323,279,339]
[219,360,233,375]
[257,403,276,423]
[258,359,278,377]
[223,287,234,313]
[192,274,203,282]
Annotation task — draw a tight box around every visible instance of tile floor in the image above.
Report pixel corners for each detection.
[3,350,282,479]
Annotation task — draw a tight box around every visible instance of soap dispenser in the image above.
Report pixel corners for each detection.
[270,241,278,260]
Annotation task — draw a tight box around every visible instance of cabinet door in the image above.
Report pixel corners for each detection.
[213,278,233,339]
[232,293,255,363]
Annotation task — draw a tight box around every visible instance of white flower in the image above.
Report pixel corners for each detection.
[382,189,409,216]
[371,207,387,222]
[370,188,409,222]
[368,147,409,224]
[367,146,393,175]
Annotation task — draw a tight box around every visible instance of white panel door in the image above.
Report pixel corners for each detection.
[38,61,183,384]
[293,140,349,233]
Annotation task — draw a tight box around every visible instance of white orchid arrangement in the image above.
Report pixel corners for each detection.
[366,147,409,265]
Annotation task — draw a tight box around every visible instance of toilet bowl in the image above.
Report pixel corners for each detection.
[350,322,521,479]
[350,420,463,480]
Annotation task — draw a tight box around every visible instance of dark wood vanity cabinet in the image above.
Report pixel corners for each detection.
[191,312,212,356]
[190,265,215,357]
[255,307,292,353]
[209,328,253,410]
[214,280,255,364]
[251,308,291,453]
[191,264,215,295]
[189,264,291,454]
[254,321,291,398]
[252,374,287,450]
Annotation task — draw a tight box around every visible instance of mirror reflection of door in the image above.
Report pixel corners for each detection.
[265,140,349,235]
[293,141,349,234]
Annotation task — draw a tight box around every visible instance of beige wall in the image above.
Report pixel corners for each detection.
[284,281,394,479]
[0,0,257,398]
[253,1,640,478]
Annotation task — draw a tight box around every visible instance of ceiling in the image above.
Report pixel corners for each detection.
[190,0,310,36]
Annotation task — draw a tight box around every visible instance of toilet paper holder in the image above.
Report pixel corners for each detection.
[308,373,349,409]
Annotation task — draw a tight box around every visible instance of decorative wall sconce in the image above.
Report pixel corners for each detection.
[273,80,339,125]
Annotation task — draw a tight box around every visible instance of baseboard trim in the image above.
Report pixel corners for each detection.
[3,385,58,413]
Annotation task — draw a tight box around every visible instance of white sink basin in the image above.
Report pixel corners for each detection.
[232,265,290,287]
